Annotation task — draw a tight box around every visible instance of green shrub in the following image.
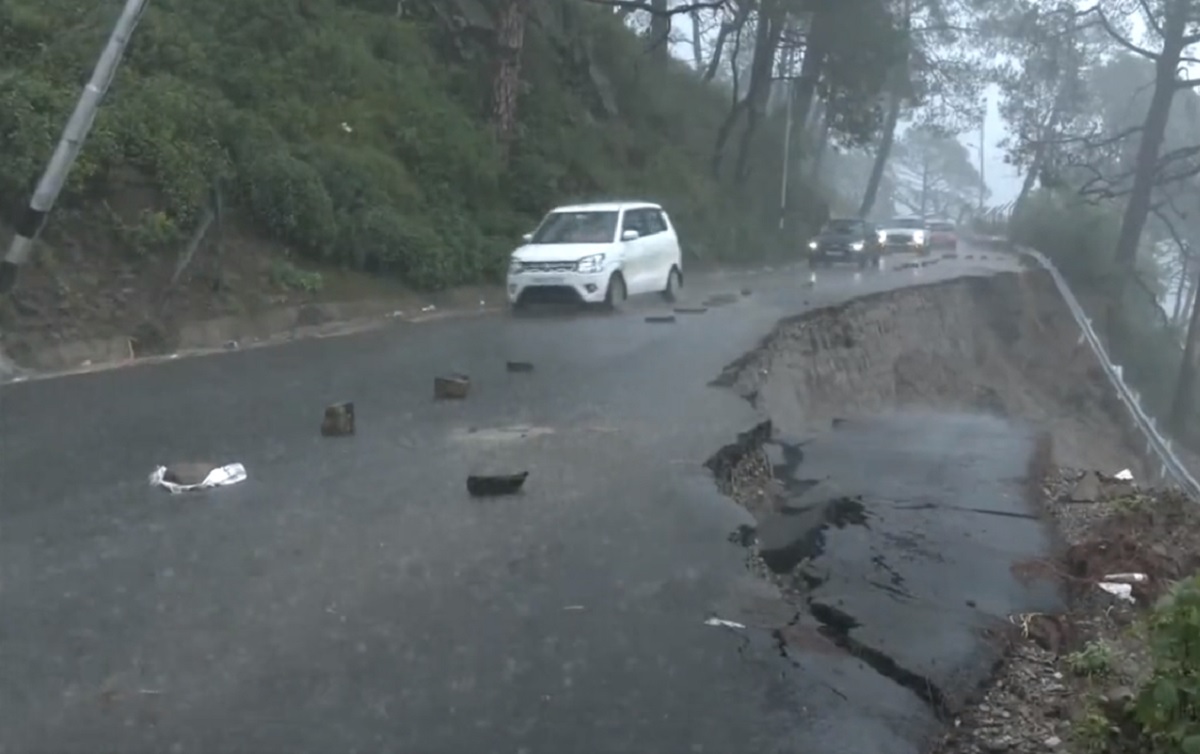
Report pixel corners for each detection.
[269,259,323,293]
[1135,575,1200,752]
[1011,190,1121,284]
[241,149,336,258]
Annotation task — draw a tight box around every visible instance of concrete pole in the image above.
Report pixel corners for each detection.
[0,0,149,294]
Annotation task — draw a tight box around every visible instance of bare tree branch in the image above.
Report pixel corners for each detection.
[1136,0,1164,37]
[582,0,729,15]
[1083,4,1162,60]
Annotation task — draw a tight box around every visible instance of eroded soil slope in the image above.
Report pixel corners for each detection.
[715,270,1146,478]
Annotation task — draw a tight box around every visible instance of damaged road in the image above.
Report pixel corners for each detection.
[0,250,1111,753]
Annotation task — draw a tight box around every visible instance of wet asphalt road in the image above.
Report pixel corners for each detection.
[0,250,1058,753]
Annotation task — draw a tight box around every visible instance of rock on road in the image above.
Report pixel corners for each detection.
[0,250,1059,753]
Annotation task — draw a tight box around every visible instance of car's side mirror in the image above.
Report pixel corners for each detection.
[621,229,640,241]
[521,232,533,243]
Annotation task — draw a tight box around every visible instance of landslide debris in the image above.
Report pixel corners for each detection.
[713,270,1150,480]
[933,472,1200,754]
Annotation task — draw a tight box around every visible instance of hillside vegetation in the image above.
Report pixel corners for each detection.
[0,0,810,316]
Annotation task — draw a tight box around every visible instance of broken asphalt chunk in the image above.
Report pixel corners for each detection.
[506,360,534,373]
[321,401,355,437]
[467,471,529,497]
[673,306,708,314]
[434,373,470,400]
[644,315,676,323]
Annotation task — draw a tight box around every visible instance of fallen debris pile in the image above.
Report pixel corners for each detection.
[933,469,1200,754]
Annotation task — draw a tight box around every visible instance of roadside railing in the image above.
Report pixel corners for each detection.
[972,209,1200,496]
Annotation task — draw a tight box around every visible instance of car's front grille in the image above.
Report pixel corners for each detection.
[885,234,911,243]
[522,261,576,273]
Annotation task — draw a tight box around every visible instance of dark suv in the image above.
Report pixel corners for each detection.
[806,218,883,269]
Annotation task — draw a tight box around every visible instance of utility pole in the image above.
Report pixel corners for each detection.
[977,107,986,212]
[779,45,797,231]
[0,0,149,294]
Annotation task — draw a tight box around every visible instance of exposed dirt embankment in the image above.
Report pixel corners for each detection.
[713,270,1148,478]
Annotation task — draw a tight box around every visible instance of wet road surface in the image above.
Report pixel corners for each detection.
[0,250,1056,753]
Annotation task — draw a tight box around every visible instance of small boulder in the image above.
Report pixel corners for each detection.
[1068,471,1101,503]
[321,401,355,436]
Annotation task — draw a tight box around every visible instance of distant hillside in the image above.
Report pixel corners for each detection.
[0,0,826,287]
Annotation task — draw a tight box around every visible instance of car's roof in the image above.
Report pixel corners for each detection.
[550,201,662,213]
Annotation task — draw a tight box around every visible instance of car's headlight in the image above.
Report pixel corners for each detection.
[508,257,524,274]
[913,231,925,244]
[808,240,818,250]
[851,241,864,251]
[576,253,605,273]
[877,230,886,243]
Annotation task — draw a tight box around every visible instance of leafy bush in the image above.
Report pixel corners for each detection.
[1135,576,1200,752]
[269,259,324,293]
[1011,190,1121,285]
[1012,189,1183,415]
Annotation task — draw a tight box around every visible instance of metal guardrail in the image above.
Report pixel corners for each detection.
[1000,240,1200,496]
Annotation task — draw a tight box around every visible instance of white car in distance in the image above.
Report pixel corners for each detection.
[506,201,684,310]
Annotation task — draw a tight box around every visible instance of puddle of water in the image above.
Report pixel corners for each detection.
[760,496,870,574]
[450,425,555,442]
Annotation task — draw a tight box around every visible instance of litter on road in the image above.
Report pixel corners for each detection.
[1098,582,1135,603]
[506,360,534,373]
[703,617,746,630]
[149,462,247,493]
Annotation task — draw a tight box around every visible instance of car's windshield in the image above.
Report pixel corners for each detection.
[888,218,926,229]
[530,211,619,244]
[823,219,863,234]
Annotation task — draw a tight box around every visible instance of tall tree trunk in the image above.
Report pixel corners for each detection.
[710,6,752,175]
[733,0,785,184]
[791,9,830,137]
[1107,7,1188,338]
[690,8,704,69]
[491,0,532,157]
[859,86,902,217]
[1170,262,1200,436]
[648,0,670,63]
[806,102,830,180]
[1015,147,1042,212]
[703,1,752,82]
[1173,253,1191,324]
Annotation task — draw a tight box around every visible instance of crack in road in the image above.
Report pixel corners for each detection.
[807,601,953,720]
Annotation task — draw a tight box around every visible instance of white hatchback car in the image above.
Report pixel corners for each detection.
[506,201,684,309]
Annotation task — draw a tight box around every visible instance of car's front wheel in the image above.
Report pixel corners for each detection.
[661,266,682,302]
[604,272,627,310]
